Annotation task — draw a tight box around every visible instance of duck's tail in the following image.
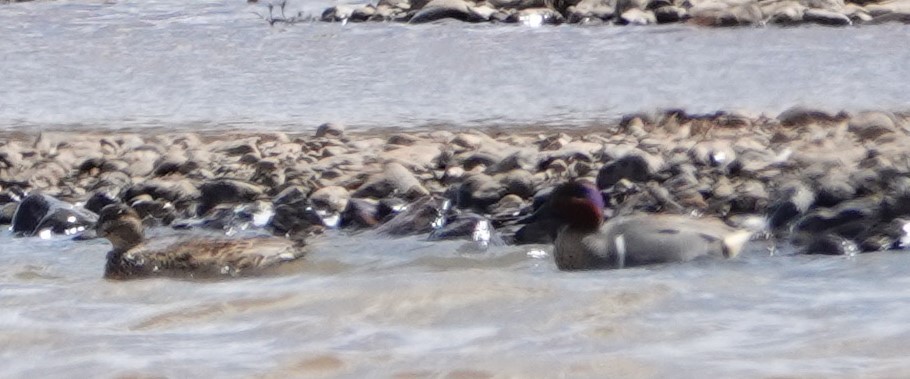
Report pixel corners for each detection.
[722,230,753,258]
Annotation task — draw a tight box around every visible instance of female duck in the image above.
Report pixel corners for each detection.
[550,181,751,271]
[96,203,305,280]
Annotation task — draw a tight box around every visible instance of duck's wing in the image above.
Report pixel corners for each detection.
[605,214,750,265]
[140,236,304,278]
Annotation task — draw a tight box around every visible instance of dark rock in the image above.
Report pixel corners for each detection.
[122,179,199,205]
[84,192,120,215]
[340,198,381,228]
[802,233,860,255]
[152,156,191,177]
[77,157,120,175]
[131,199,177,226]
[428,212,489,240]
[794,197,881,239]
[216,139,260,157]
[803,8,852,25]
[777,106,843,127]
[270,201,323,237]
[512,198,563,244]
[198,179,265,217]
[457,173,506,211]
[499,170,536,199]
[596,151,659,188]
[615,0,647,14]
[315,122,345,138]
[767,181,816,230]
[882,187,910,221]
[814,172,855,207]
[376,198,409,222]
[375,197,445,236]
[273,185,309,206]
[654,5,687,23]
[428,212,505,250]
[351,5,377,21]
[11,193,98,237]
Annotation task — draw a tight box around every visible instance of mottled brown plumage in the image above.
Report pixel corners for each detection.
[96,204,305,280]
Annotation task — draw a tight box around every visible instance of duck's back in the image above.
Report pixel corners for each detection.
[109,236,304,279]
[603,214,741,266]
[554,214,748,270]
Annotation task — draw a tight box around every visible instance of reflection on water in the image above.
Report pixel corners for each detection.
[1,1,909,130]
[2,230,910,378]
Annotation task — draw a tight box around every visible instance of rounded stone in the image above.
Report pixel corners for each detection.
[310,186,351,214]
[11,193,97,236]
[354,162,429,200]
[457,173,506,211]
[198,179,265,216]
[315,122,345,138]
[848,111,897,141]
[596,151,659,188]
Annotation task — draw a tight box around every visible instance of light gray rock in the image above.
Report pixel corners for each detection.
[620,7,657,23]
[848,111,897,140]
[409,0,484,23]
[310,186,351,215]
[354,162,429,200]
[690,1,763,26]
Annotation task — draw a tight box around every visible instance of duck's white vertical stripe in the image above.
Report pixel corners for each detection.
[614,234,626,269]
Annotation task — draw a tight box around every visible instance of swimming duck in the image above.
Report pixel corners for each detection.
[550,180,751,271]
[96,203,305,280]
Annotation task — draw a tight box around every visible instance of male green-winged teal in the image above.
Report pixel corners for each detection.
[550,181,751,270]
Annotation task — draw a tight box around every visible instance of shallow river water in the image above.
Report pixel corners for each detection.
[4,230,910,378]
[3,0,910,378]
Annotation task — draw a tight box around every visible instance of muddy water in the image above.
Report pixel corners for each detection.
[3,229,910,378]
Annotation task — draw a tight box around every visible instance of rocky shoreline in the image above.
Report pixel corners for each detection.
[314,0,910,27]
[3,107,910,259]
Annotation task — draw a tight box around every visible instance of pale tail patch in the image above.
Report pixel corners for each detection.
[722,230,753,258]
